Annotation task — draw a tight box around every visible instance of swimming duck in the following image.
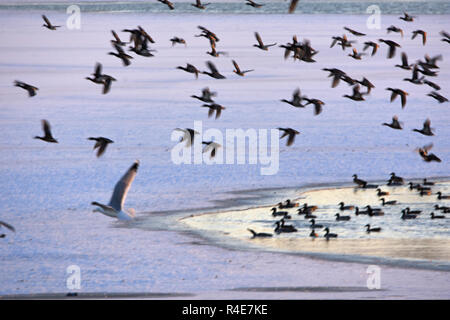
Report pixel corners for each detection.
[352,174,367,188]
[338,202,354,211]
[191,0,210,9]
[363,41,379,56]
[191,87,216,103]
[232,60,254,76]
[355,207,369,216]
[247,228,272,238]
[412,30,427,45]
[365,224,381,233]
[335,213,351,221]
[376,188,389,197]
[278,199,298,209]
[419,189,432,196]
[42,15,60,30]
[303,203,318,212]
[378,39,401,59]
[416,143,441,163]
[380,198,397,206]
[423,179,435,186]
[427,91,448,103]
[408,182,421,190]
[382,116,403,130]
[202,61,226,79]
[271,207,289,217]
[343,84,365,101]
[323,227,338,240]
[430,212,445,219]
[395,52,413,70]
[401,211,417,220]
[304,212,317,219]
[280,88,305,108]
[303,98,325,115]
[434,205,450,213]
[87,137,114,158]
[34,119,58,143]
[278,128,300,146]
[309,229,318,238]
[405,207,421,215]
[202,103,226,119]
[387,25,404,38]
[390,172,404,185]
[274,220,297,233]
[399,12,415,22]
[343,27,366,37]
[437,192,450,200]
[253,32,277,51]
[413,119,434,136]
[309,219,323,229]
[366,205,384,216]
[176,63,200,79]
[14,80,38,97]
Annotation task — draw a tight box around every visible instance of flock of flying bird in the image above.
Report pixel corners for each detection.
[4,7,449,236]
[248,172,449,240]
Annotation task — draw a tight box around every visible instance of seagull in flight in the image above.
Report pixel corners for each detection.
[91,160,140,220]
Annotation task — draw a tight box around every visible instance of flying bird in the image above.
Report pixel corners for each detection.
[363,41,379,56]
[232,60,254,76]
[108,43,133,66]
[202,141,221,158]
[280,88,305,107]
[157,0,174,10]
[399,12,415,22]
[382,116,403,130]
[416,144,441,163]
[176,63,200,79]
[253,32,277,51]
[387,25,404,37]
[191,87,217,103]
[88,137,114,157]
[34,119,58,143]
[170,37,186,46]
[202,61,226,79]
[91,160,140,220]
[378,39,401,59]
[427,91,448,103]
[412,30,427,45]
[42,15,60,30]
[288,0,299,14]
[0,221,15,238]
[202,103,226,119]
[386,88,408,108]
[191,0,210,9]
[278,128,300,146]
[246,0,264,8]
[14,80,38,97]
[174,128,199,147]
[344,27,366,36]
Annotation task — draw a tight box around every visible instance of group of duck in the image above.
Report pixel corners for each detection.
[248,173,449,240]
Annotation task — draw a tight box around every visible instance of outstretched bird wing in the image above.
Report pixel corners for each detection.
[108,160,139,211]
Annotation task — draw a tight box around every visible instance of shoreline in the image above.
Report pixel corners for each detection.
[174,177,450,272]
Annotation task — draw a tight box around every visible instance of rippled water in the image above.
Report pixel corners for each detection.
[1,1,450,14]
[181,180,450,266]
